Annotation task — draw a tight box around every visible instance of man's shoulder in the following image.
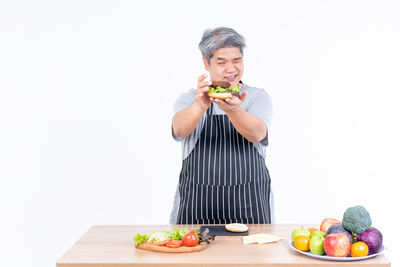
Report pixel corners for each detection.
[175,88,196,103]
[173,88,196,114]
[242,83,271,99]
[179,88,196,97]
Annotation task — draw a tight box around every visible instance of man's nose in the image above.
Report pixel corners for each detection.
[225,61,236,71]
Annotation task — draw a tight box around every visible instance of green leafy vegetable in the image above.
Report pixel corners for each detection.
[229,85,240,93]
[168,228,188,240]
[208,86,228,93]
[134,233,149,246]
[208,85,240,94]
[147,231,171,243]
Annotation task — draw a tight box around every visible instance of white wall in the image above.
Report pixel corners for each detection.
[1,1,399,266]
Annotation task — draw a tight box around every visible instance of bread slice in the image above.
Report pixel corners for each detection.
[207,92,233,99]
[225,223,249,233]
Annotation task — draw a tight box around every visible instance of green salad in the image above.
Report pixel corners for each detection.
[134,228,199,246]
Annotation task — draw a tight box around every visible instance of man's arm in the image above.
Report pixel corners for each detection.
[212,91,268,143]
[172,74,212,138]
[172,102,206,138]
[225,106,267,143]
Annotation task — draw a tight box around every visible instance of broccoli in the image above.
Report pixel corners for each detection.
[342,205,372,234]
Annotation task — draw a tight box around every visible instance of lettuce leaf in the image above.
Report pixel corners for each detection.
[208,85,240,94]
[229,85,240,93]
[134,233,149,246]
[169,228,190,240]
[208,86,228,93]
[147,231,171,243]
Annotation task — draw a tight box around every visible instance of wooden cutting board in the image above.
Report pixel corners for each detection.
[136,242,208,253]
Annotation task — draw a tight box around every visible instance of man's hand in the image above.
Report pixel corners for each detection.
[194,73,212,111]
[212,91,248,114]
[172,74,212,139]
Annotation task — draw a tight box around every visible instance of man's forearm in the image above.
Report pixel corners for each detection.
[225,107,267,143]
[172,102,206,138]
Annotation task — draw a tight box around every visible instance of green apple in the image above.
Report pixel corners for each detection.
[291,227,311,242]
[311,230,326,239]
[310,235,325,255]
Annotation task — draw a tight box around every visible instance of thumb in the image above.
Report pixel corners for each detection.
[239,91,248,101]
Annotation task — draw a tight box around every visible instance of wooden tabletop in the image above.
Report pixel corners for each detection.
[56,224,391,267]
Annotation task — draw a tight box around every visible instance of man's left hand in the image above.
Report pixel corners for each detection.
[212,91,248,113]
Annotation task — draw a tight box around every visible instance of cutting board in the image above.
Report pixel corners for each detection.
[200,225,248,236]
[136,242,208,253]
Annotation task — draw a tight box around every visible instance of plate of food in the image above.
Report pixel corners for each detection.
[289,240,385,261]
[134,227,216,253]
[289,206,386,261]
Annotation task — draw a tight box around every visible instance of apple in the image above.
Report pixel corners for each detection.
[324,233,351,257]
[291,227,311,242]
[326,224,353,244]
[310,235,325,255]
[320,218,341,233]
[311,230,326,239]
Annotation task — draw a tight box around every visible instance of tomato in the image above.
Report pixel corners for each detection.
[182,231,199,247]
[351,241,369,257]
[157,238,172,246]
[165,239,181,248]
[294,235,310,252]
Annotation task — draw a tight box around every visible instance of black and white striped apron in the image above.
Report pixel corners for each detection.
[176,103,271,224]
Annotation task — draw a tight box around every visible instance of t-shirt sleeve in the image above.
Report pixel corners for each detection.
[247,89,273,146]
[171,89,196,141]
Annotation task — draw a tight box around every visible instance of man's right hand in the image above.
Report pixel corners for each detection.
[172,74,212,138]
[194,73,212,111]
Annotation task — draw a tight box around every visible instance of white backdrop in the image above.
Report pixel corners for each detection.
[1,1,399,266]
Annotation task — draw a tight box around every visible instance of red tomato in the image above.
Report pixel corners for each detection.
[182,231,199,247]
[165,239,181,248]
[157,238,172,246]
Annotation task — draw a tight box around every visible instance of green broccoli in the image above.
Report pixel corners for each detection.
[342,205,372,234]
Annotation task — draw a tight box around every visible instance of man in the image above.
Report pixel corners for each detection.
[170,27,273,224]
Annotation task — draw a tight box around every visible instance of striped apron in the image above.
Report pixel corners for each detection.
[176,103,271,224]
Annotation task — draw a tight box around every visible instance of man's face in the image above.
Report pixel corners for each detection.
[203,47,244,86]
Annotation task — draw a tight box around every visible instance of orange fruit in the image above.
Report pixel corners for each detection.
[294,235,310,251]
[351,241,369,257]
[308,228,319,235]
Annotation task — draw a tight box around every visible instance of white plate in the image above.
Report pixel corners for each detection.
[288,240,385,261]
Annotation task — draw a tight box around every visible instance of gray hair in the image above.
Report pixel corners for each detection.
[198,27,246,64]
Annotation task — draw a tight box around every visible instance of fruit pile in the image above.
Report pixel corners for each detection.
[291,205,383,257]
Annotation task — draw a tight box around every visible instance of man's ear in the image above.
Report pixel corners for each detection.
[202,57,210,71]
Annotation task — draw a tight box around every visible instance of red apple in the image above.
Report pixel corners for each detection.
[324,233,351,257]
[320,218,341,233]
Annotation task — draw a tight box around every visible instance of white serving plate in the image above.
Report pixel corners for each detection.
[288,240,385,261]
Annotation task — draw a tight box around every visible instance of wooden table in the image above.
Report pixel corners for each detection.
[56,224,391,267]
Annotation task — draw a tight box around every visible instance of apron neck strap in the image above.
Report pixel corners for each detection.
[207,103,214,116]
